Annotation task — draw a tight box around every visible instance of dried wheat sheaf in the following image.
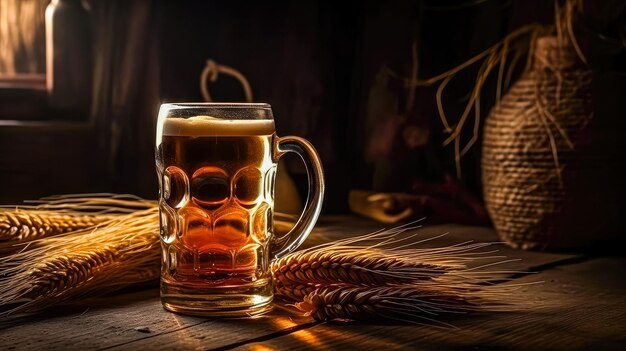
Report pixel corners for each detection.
[0,195,532,324]
[272,223,533,324]
[0,195,161,317]
[0,194,156,253]
[296,286,478,327]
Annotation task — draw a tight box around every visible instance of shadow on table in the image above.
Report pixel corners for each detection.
[0,284,159,330]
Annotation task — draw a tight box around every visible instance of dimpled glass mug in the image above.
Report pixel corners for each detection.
[155,103,324,316]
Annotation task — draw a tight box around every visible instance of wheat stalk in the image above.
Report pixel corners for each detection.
[0,194,157,253]
[272,222,514,300]
[381,1,585,178]
[295,285,516,327]
[272,249,459,289]
[0,194,301,317]
[295,286,477,326]
[0,195,527,323]
[274,281,318,301]
[273,222,534,325]
[0,207,160,317]
[0,210,114,243]
[12,193,158,214]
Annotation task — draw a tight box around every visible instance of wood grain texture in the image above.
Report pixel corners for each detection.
[1,216,613,351]
[236,258,626,351]
[0,290,311,351]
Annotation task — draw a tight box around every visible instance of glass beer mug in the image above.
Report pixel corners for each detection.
[155,103,324,316]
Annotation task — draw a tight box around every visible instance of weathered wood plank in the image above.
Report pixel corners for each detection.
[101,220,579,350]
[234,257,626,351]
[0,290,311,351]
[0,217,582,350]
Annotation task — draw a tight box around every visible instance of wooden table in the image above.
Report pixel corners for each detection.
[1,216,625,350]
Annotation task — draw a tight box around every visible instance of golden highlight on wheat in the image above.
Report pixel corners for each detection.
[0,194,297,317]
[272,222,533,324]
[0,206,160,317]
[0,195,533,324]
[272,223,515,291]
[12,193,158,213]
[273,249,458,288]
[295,285,509,328]
[0,194,157,253]
[274,281,318,301]
[0,210,114,250]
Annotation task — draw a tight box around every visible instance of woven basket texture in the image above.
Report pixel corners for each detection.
[482,36,601,250]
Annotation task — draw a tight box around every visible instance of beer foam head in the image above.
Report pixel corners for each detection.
[163,115,275,136]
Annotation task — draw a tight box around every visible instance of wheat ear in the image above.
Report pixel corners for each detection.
[272,222,513,299]
[0,210,115,243]
[11,193,157,214]
[274,222,533,326]
[295,285,524,327]
[295,286,480,326]
[272,249,459,289]
[0,194,157,251]
[0,207,160,317]
[274,281,318,301]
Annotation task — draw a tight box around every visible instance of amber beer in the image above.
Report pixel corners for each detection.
[157,116,277,314]
[156,103,323,317]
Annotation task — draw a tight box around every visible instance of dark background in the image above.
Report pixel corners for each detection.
[1,0,624,215]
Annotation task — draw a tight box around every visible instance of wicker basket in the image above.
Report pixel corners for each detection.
[482,36,600,250]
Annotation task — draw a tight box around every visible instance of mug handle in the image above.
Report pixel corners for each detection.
[271,136,325,259]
